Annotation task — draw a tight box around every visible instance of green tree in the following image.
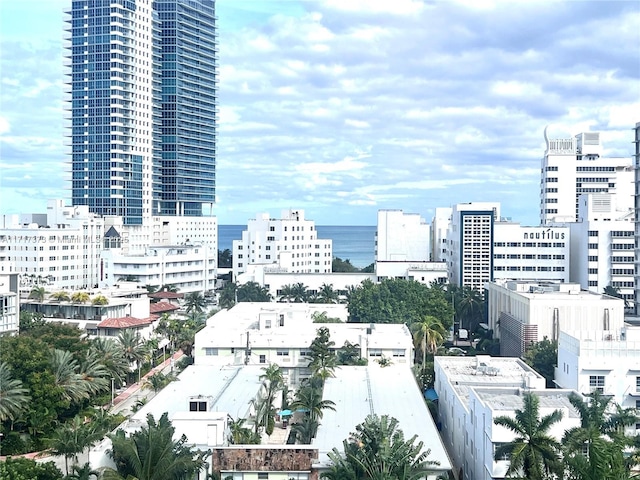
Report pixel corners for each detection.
[290,282,309,303]
[494,392,564,480]
[0,361,31,422]
[18,311,46,332]
[183,291,206,314]
[332,257,359,273]
[323,414,439,480]
[50,291,71,302]
[28,286,47,302]
[311,311,343,323]
[67,462,99,480]
[456,286,484,333]
[563,391,640,480]
[291,416,318,444]
[291,384,336,424]
[143,371,177,393]
[91,295,109,306]
[218,248,232,268]
[308,327,337,381]
[0,457,63,480]
[523,338,557,388]
[117,330,144,383]
[46,416,100,476]
[71,292,91,304]
[236,281,272,302]
[106,413,207,480]
[88,338,129,387]
[410,315,446,366]
[347,279,453,328]
[278,284,295,302]
[317,283,339,304]
[227,416,260,445]
[49,349,91,403]
[336,341,366,366]
[218,282,237,309]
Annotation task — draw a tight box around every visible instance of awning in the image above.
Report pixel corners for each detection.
[279,409,293,416]
[424,388,439,401]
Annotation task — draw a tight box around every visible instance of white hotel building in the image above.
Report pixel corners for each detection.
[443,203,570,292]
[540,129,633,225]
[0,199,104,291]
[232,210,332,282]
[568,193,634,303]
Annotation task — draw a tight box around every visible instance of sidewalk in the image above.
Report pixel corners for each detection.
[110,350,185,416]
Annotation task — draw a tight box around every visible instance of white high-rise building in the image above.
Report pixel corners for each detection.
[431,207,452,262]
[232,210,332,281]
[0,200,104,290]
[569,193,634,303]
[445,202,500,292]
[0,262,19,336]
[375,210,429,262]
[634,122,640,315]
[540,129,633,225]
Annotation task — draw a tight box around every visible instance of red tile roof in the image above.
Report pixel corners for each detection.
[149,301,180,314]
[98,316,155,329]
[148,291,184,299]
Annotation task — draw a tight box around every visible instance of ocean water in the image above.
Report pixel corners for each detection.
[218,225,376,269]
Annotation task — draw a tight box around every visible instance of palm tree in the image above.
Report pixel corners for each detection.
[183,291,206,314]
[227,416,260,445]
[317,283,339,304]
[494,392,564,480]
[410,315,446,366]
[28,286,47,302]
[291,416,318,444]
[291,282,309,303]
[291,385,336,423]
[0,361,30,422]
[71,291,91,304]
[260,363,284,409]
[88,338,129,386]
[106,412,207,480]
[563,391,639,480]
[218,282,237,309]
[78,351,110,396]
[324,414,439,480]
[46,416,100,476]
[308,327,337,381]
[278,284,295,303]
[51,290,71,302]
[236,281,272,302]
[49,348,90,402]
[456,286,484,333]
[117,330,144,383]
[67,462,99,480]
[91,295,109,305]
[143,372,176,393]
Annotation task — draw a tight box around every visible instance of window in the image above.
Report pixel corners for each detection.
[493,442,509,461]
[369,349,382,357]
[258,474,268,480]
[189,401,207,412]
[392,349,405,357]
[276,349,289,356]
[636,376,640,393]
[265,319,271,329]
[205,348,218,356]
[589,375,605,393]
[259,355,266,364]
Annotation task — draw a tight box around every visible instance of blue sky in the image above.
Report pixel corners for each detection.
[0,0,638,226]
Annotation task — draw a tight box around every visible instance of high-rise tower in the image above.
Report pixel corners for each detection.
[66,0,216,225]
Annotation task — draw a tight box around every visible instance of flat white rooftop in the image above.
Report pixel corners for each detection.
[129,364,263,426]
[473,387,580,418]
[314,366,452,474]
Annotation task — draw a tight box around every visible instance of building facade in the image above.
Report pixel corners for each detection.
[233,210,332,281]
[375,210,429,262]
[634,122,640,315]
[0,266,20,336]
[540,129,633,225]
[485,280,625,357]
[66,0,217,225]
[0,200,104,290]
[569,193,634,303]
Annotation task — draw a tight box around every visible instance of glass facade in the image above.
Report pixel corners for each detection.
[157,0,217,216]
[67,0,216,224]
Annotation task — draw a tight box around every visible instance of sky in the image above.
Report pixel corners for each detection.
[0,0,638,226]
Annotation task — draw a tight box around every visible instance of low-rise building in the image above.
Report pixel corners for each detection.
[0,263,20,335]
[485,280,624,357]
[555,325,640,411]
[434,355,547,479]
[194,303,414,385]
[100,244,215,294]
[468,387,581,480]
[314,365,452,479]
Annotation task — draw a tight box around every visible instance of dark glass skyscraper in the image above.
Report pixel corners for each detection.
[67,0,216,225]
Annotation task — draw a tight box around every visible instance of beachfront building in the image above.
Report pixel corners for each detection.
[194,302,414,384]
[232,210,332,282]
[258,271,375,302]
[375,209,447,284]
[555,324,640,410]
[100,244,216,294]
[485,279,624,357]
[314,365,453,479]
[634,122,640,315]
[540,129,633,225]
[433,356,548,480]
[569,193,634,303]
[0,199,104,291]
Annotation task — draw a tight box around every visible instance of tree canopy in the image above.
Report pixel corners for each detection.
[347,279,453,328]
